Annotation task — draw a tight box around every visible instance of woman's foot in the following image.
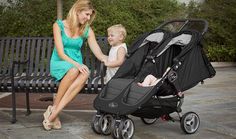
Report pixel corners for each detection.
[51,106,62,129]
[42,119,53,131]
[43,105,62,130]
[53,117,62,129]
[42,105,53,130]
[43,105,52,121]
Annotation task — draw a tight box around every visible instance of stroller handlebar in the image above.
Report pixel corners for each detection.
[156,19,208,36]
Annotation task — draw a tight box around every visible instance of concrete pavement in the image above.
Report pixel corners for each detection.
[0,67,236,139]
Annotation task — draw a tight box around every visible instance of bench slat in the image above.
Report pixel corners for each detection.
[34,39,41,76]
[46,38,53,75]
[2,39,11,75]
[39,39,47,76]
[29,39,36,75]
[19,38,27,74]
[0,38,5,75]
[14,39,21,75]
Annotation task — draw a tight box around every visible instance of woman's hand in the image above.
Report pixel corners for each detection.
[75,63,90,74]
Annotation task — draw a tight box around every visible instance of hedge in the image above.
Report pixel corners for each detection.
[0,0,235,61]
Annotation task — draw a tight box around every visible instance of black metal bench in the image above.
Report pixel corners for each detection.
[0,37,109,123]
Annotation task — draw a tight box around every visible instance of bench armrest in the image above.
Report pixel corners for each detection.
[99,62,105,88]
[91,62,106,92]
[11,60,30,77]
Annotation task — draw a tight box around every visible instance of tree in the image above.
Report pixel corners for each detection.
[187,0,236,61]
[57,0,63,19]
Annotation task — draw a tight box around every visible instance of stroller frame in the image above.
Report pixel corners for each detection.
[91,19,215,139]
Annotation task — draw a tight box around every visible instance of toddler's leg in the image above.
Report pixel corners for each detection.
[141,75,156,86]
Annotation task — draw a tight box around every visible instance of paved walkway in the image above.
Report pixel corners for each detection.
[0,67,236,139]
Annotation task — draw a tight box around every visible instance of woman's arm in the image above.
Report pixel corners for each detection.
[104,47,126,68]
[87,27,107,61]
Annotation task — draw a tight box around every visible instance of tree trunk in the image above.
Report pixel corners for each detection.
[57,0,63,19]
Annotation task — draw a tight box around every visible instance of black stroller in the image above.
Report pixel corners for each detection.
[91,19,216,139]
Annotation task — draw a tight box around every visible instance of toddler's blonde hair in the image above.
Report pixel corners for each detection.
[107,24,127,41]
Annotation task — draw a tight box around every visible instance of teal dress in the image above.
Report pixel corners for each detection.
[50,19,89,81]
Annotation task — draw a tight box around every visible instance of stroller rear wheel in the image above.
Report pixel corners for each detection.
[99,114,114,135]
[180,111,200,134]
[141,118,157,125]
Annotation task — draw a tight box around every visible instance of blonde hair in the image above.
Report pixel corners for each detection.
[107,24,127,41]
[66,0,96,36]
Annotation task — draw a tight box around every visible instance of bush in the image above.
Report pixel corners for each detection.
[206,45,236,62]
[92,0,186,43]
[187,0,236,61]
[0,0,57,36]
[1,0,235,61]
[0,0,186,43]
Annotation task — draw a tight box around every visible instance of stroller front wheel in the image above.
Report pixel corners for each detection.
[111,121,120,139]
[91,114,102,134]
[99,114,114,135]
[119,118,135,139]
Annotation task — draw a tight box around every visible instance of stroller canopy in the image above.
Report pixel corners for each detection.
[115,29,215,92]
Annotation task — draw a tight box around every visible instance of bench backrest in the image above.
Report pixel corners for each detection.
[0,37,109,77]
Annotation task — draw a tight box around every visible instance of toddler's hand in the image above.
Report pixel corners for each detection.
[101,55,108,62]
[137,82,143,87]
[103,59,109,66]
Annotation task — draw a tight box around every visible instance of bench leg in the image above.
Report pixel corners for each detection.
[11,90,17,124]
[25,91,31,116]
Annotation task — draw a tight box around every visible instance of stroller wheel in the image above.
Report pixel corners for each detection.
[99,114,114,135]
[141,118,157,125]
[91,114,102,134]
[180,112,200,134]
[118,118,135,139]
[111,121,120,139]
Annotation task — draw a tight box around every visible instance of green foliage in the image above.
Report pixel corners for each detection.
[91,0,185,43]
[206,45,236,62]
[187,0,236,61]
[0,0,185,43]
[1,0,235,61]
[0,0,57,36]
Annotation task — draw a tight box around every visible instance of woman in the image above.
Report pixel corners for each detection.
[42,0,107,130]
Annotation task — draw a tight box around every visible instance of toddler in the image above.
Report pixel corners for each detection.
[104,24,128,83]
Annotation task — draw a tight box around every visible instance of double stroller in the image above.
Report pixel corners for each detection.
[91,19,216,139]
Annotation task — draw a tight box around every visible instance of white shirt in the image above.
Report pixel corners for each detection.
[104,43,127,83]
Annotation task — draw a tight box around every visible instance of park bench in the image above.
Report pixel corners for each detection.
[0,36,109,123]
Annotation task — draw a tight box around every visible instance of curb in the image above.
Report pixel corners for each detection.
[0,108,96,112]
[211,62,236,68]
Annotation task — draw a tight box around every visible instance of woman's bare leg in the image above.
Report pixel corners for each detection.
[48,72,89,122]
[53,68,79,107]
[43,68,79,128]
